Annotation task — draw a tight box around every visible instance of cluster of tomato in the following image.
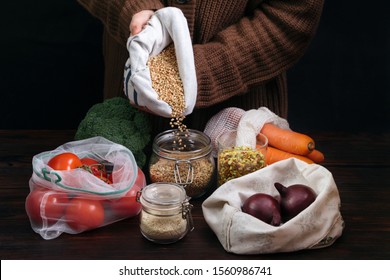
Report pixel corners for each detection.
[26,152,145,232]
[45,152,113,183]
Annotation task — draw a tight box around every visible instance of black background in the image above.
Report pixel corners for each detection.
[1,1,388,133]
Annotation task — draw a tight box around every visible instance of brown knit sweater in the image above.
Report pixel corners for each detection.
[77,0,324,134]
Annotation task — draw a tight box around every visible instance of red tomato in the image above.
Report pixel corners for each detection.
[25,188,69,226]
[80,157,99,166]
[65,197,105,232]
[107,167,146,218]
[48,152,82,171]
[80,157,112,184]
[134,167,146,189]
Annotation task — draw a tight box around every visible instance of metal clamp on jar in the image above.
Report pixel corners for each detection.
[149,129,216,199]
[136,183,193,244]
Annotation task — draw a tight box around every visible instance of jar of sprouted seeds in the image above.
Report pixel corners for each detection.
[217,130,268,186]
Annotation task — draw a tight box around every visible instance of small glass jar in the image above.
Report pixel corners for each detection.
[148,129,216,199]
[217,130,268,186]
[136,183,193,244]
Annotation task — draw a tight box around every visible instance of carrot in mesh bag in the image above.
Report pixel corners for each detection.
[259,123,315,156]
[259,123,326,164]
[306,149,325,163]
[262,146,314,165]
[204,107,324,164]
[25,137,147,240]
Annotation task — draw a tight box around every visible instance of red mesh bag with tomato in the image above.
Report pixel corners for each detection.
[26,136,146,240]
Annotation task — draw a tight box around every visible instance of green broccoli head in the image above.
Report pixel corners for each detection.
[75,97,152,168]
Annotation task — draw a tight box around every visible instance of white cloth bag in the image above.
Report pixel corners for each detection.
[202,158,344,254]
[235,107,290,148]
[124,7,197,118]
[204,107,290,158]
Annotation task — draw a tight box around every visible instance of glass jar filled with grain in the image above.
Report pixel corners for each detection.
[137,183,193,244]
[149,129,216,199]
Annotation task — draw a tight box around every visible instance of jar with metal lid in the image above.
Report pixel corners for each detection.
[148,129,216,199]
[136,183,193,244]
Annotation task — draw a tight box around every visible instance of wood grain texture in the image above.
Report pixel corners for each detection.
[0,130,389,260]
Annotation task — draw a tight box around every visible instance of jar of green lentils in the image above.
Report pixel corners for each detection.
[149,129,216,199]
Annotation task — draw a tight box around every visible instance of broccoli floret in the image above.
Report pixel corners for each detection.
[75,97,152,168]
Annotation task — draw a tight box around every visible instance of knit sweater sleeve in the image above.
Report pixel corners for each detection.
[193,0,324,108]
[76,0,164,44]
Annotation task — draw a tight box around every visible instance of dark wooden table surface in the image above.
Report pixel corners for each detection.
[1,130,389,260]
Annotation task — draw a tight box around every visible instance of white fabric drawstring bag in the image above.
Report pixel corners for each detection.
[204,106,290,157]
[202,158,344,254]
[124,7,197,118]
[235,107,290,148]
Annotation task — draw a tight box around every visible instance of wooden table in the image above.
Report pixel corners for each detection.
[1,130,389,260]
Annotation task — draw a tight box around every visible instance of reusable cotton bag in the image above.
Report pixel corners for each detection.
[202,158,344,254]
[124,7,197,118]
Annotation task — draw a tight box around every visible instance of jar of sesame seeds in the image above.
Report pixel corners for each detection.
[148,129,216,199]
[136,183,193,244]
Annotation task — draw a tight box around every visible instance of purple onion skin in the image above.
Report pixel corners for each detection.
[274,182,316,221]
[242,193,281,226]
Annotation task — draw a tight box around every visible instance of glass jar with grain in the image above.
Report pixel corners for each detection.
[137,183,193,244]
[149,129,216,199]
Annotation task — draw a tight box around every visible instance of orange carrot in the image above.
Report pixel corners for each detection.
[306,149,325,163]
[262,146,314,165]
[260,123,315,155]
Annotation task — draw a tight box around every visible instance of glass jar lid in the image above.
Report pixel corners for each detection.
[141,183,186,206]
[152,129,212,160]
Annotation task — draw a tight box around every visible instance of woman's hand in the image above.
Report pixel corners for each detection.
[129,10,155,35]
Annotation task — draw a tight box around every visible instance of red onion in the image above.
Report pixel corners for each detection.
[274,182,316,221]
[242,193,281,226]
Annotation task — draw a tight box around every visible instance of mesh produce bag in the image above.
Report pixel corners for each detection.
[26,137,146,240]
[32,137,137,196]
[203,107,246,158]
[204,107,290,157]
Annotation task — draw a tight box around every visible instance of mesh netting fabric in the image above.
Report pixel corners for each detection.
[204,107,291,157]
[203,107,246,157]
